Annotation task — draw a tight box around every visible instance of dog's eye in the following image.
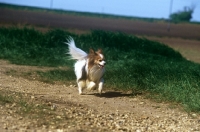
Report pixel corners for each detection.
[99,60,102,62]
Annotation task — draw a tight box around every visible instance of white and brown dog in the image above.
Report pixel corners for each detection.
[66,37,106,95]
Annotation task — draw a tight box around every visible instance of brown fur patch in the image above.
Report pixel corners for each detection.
[87,48,105,70]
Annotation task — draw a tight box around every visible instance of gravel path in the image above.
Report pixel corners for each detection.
[0,60,200,131]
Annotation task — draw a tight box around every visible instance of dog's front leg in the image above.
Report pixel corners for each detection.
[77,80,86,95]
[87,81,96,91]
[98,78,104,95]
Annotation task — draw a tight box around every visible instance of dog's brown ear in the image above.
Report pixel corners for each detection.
[89,48,95,54]
[97,49,103,54]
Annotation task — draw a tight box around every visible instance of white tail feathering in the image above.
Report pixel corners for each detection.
[66,37,88,60]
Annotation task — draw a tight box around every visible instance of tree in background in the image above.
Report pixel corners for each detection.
[170,6,195,22]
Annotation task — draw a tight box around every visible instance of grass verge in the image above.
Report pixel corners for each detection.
[1,27,200,112]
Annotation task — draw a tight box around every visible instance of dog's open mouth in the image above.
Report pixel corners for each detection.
[98,64,104,68]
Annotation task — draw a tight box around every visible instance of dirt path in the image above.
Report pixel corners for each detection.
[0,60,200,131]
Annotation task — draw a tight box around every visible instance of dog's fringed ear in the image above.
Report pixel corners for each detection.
[97,49,103,54]
[89,48,95,54]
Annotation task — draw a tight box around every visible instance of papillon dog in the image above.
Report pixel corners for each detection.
[66,37,106,95]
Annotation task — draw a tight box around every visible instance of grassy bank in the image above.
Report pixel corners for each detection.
[1,27,200,112]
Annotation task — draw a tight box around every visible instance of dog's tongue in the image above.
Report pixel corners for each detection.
[99,64,104,68]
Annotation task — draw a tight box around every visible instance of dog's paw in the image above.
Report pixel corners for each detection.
[98,90,102,95]
[78,87,83,95]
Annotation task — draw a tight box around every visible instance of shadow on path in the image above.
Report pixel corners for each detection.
[93,91,135,98]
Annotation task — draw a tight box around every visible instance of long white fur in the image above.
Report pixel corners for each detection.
[66,37,87,60]
[66,37,105,95]
[66,37,88,86]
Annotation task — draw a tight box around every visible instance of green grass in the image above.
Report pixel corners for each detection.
[1,27,200,112]
[36,69,76,84]
[0,27,75,66]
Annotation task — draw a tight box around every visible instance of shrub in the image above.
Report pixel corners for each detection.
[170,6,194,22]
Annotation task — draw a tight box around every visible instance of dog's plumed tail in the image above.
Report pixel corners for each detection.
[66,37,87,60]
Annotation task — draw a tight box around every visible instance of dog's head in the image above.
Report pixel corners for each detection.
[88,49,106,69]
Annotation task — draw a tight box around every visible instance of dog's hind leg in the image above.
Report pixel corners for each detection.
[75,60,87,95]
[77,80,86,95]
